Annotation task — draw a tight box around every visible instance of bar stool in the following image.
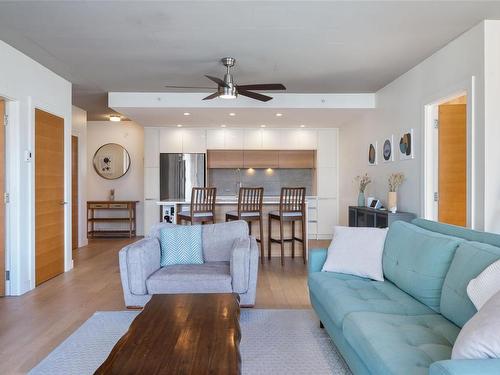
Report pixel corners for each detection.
[177,187,217,225]
[226,187,265,264]
[268,187,306,266]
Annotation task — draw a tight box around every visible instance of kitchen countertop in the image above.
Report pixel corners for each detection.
[157,196,317,205]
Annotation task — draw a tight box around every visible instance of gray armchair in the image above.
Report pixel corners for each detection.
[119,220,259,307]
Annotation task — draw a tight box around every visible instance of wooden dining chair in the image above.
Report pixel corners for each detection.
[268,187,306,266]
[226,187,265,264]
[177,187,217,225]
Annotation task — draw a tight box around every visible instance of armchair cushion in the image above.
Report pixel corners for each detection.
[124,237,161,295]
[202,221,249,262]
[159,225,203,266]
[230,237,251,293]
[146,262,232,294]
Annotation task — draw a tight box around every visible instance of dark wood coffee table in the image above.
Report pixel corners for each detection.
[95,293,241,375]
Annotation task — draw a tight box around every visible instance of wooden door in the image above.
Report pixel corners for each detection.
[35,109,65,285]
[438,102,467,226]
[0,100,5,296]
[72,136,78,250]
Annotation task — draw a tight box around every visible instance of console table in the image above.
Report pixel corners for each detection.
[87,201,138,238]
[348,206,416,228]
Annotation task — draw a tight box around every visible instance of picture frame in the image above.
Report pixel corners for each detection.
[368,141,378,166]
[399,129,414,160]
[382,135,394,162]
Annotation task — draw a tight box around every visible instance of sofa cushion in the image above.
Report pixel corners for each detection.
[202,221,249,262]
[146,262,232,294]
[343,312,460,375]
[383,221,462,312]
[159,225,204,266]
[308,272,434,327]
[440,241,500,327]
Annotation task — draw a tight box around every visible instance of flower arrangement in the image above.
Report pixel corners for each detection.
[355,173,372,193]
[388,173,405,192]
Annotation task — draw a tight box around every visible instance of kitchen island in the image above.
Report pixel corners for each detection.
[157,197,315,259]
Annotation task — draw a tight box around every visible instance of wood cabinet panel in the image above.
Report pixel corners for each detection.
[207,150,244,168]
[278,150,315,168]
[243,150,279,168]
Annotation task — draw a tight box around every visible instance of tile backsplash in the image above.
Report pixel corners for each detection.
[209,168,314,196]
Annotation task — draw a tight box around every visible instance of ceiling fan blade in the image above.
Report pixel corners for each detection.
[164,85,215,89]
[205,75,229,88]
[237,89,273,102]
[236,83,286,91]
[202,92,220,100]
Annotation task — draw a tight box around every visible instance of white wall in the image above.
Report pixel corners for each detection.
[72,106,88,247]
[0,40,72,295]
[87,121,145,235]
[339,21,488,229]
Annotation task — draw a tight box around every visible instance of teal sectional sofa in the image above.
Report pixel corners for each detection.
[308,219,500,375]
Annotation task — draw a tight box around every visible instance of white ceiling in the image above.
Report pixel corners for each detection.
[0,1,499,122]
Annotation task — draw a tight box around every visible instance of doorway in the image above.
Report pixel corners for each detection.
[425,95,468,227]
[35,108,65,285]
[72,135,78,250]
[0,99,5,296]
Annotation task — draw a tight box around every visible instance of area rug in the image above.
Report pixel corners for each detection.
[29,309,351,375]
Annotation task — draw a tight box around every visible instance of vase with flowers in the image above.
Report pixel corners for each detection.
[355,173,371,207]
[388,172,405,213]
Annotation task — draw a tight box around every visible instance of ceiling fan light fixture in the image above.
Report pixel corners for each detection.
[219,85,237,99]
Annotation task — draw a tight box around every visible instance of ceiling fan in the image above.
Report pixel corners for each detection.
[164,57,286,102]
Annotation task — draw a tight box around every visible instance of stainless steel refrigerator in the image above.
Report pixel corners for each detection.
[160,153,206,201]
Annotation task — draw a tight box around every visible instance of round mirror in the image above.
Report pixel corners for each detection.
[93,143,131,180]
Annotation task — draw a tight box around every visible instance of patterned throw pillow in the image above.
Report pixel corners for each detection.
[159,225,204,266]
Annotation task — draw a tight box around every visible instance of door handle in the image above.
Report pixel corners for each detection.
[59,201,68,205]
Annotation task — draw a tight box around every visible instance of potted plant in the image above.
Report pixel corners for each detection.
[388,173,405,213]
[355,173,371,207]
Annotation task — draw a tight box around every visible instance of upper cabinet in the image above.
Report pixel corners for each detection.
[207,150,244,168]
[182,129,206,153]
[207,129,225,149]
[144,128,160,167]
[278,150,315,168]
[244,129,263,149]
[207,129,244,150]
[261,129,282,149]
[317,129,338,168]
[159,128,183,153]
[159,128,206,153]
[243,150,279,168]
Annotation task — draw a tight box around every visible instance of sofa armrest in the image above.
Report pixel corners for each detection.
[119,237,161,295]
[308,248,328,274]
[429,359,500,375]
[230,236,257,293]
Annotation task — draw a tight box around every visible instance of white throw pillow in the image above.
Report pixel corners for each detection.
[467,259,500,310]
[321,226,388,281]
[452,290,500,359]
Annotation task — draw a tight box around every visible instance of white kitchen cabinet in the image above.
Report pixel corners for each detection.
[244,129,262,149]
[317,167,337,198]
[144,200,161,235]
[182,129,206,153]
[317,198,338,238]
[207,129,225,149]
[297,129,318,149]
[280,129,297,149]
[261,129,282,149]
[144,128,160,167]
[144,167,159,200]
[159,128,183,153]
[317,129,338,168]
[224,128,244,149]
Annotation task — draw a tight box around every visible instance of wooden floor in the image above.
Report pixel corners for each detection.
[0,237,329,374]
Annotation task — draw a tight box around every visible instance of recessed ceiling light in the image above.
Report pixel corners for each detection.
[300,124,306,128]
[276,113,283,117]
[260,124,267,128]
[229,112,236,116]
[221,124,227,128]
[109,115,121,122]
[176,124,183,128]
[183,112,191,116]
